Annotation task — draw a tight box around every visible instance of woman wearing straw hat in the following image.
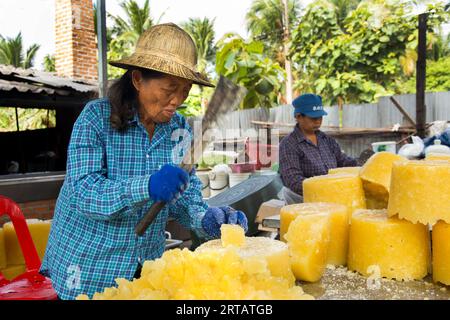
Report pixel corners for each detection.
[40,23,248,300]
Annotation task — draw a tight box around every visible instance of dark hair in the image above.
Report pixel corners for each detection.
[108,68,165,132]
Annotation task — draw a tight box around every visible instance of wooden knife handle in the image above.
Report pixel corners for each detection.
[134,201,166,236]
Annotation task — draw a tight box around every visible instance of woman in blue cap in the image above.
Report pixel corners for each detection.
[278,94,358,204]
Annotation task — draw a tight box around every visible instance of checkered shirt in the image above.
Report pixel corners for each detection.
[40,98,208,299]
[279,124,358,196]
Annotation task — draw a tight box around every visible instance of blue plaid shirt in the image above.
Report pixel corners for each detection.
[279,124,358,196]
[40,98,208,300]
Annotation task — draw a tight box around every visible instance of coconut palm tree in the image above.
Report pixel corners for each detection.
[245,0,301,63]
[0,32,40,68]
[328,0,361,28]
[108,0,159,45]
[181,17,216,74]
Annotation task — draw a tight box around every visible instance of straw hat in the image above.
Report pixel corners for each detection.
[109,23,214,87]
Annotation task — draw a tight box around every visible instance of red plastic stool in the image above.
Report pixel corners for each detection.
[0,196,58,300]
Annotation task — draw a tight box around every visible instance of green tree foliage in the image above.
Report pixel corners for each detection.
[43,54,56,72]
[328,0,362,27]
[428,30,450,61]
[291,0,449,105]
[107,0,163,79]
[0,108,56,132]
[401,56,450,93]
[109,0,154,39]
[181,17,216,74]
[245,0,301,64]
[0,32,40,68]
[216,33,285,109]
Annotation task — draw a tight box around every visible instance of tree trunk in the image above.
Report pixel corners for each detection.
[282,0,293,103]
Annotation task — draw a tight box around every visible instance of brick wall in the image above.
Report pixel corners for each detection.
[0,199,56,227]
[55,0,98,81]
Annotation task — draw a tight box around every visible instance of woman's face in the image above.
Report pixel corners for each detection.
[132,70,193,123]
[296,114,323,133]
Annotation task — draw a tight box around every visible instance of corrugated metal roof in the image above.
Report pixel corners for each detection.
[0,64,98,95]
[0,79,71,95]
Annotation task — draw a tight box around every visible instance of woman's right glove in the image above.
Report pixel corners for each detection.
[148,164,189,203]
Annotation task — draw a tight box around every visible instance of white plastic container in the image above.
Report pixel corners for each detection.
[229,172,251,188]
[208,171,229,197]
[196,171,211,199]
[371,141,396,154]
[208,165,231,197]
[425,139,450,156]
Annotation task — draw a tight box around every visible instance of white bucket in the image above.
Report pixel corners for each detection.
[208,171,229,197]
[371,141,396,154]
[229,172,251,188]
[196,171,211,198]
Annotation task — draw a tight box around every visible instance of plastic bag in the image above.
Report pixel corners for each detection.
[398,136,425,159]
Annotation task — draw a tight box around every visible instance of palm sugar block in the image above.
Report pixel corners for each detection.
[359,152,407,209]
[77,225,313,300]
[3,219,51,265]
[284,211,331,282]
[387,160,450,225]
[348,209,430,281]
[280,203,349,266]
[432,220,450,285]
[303,173,366,214]
[328,167,361,175]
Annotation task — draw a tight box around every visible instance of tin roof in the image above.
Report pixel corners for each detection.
[0,64,98,95]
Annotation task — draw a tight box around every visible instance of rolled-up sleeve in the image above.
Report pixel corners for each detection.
[330,137,358,167]
[66,102,150,221]
[167,116,209,238]
[168,169,208,237]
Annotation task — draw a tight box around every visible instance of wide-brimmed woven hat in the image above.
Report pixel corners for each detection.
[109,23,214,87]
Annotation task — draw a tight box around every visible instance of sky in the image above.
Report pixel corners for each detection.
[0,0,446,71]
[0,0,262,70]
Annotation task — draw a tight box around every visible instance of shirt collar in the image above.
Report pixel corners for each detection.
[293,124,325,144]
[128,111,181,133]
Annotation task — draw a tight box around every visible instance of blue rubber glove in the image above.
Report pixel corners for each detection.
[148,164,189,203]
[201,206,249,239]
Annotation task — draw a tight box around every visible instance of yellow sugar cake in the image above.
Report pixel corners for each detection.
[426,153,450,162]
[284,212,331,282]
[359,152,407,209]
[220,224,245,247]
[280,203,349,266]
[348,209,430,281]
[1,264,26,280]
[303,173,366,214]
[197,235,295,285]
[0,228,6,269]
[328,167,361,175]
[3,219,51,265]
[432,221,450,285]
[77,247,313,300]
[387,160,450,225]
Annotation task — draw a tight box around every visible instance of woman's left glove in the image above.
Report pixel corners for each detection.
[201,206,248,238]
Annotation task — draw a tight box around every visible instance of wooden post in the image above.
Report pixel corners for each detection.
[282,0,293,103]
[416,13,427,138]
[390,96,416,128]
[97,0,108,97]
